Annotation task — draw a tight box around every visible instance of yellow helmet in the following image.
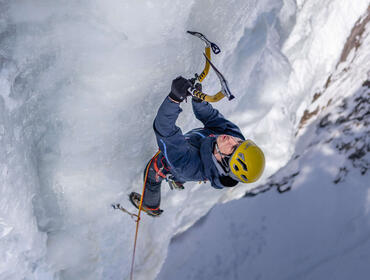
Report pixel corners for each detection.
[228,140,265,183]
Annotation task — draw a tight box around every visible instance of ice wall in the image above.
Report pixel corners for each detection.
[0,0,368,279]
[159,5,370,277]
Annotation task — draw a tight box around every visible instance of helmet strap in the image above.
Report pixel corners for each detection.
[215,143,231,172]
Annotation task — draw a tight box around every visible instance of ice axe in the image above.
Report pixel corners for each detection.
[187,30,234,102]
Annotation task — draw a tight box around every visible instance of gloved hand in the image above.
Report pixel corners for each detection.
[168,76,192,103]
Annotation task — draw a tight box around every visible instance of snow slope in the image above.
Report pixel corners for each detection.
[159,4,370,280]
[0,1,368,280]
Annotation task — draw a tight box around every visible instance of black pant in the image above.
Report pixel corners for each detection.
[142,153,171,209]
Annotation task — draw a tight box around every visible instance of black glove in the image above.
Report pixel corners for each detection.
[168,76,192,103]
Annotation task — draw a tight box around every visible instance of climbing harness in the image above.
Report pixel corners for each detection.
[152,153,184,190]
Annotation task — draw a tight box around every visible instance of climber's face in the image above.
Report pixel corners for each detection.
[214,135,243,165]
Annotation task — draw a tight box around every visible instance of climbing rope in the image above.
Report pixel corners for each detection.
[129,150,160,280]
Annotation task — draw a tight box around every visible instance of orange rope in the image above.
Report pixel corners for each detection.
[129,151,161,280]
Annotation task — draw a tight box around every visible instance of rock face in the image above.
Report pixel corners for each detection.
[246,5,370,197]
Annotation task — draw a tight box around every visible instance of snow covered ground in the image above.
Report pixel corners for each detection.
[0,1,369,280]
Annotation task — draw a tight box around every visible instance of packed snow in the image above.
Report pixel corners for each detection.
[0,1,368,280]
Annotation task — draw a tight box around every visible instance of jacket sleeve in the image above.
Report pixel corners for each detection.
[192,99,245,139]
[154,97,202,174]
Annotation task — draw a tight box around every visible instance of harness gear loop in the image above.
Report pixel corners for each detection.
[130,150,161,280]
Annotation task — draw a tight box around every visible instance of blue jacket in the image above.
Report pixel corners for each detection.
[154,97,245,189]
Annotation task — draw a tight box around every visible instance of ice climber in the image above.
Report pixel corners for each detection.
[130,76,265,216]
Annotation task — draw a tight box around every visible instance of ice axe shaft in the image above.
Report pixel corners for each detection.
[202,53,234,101]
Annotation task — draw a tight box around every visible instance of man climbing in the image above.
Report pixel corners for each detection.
[130,76,265,216]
